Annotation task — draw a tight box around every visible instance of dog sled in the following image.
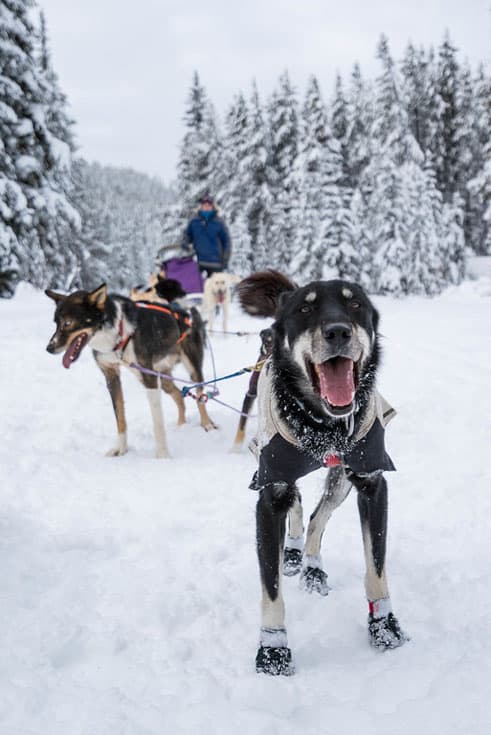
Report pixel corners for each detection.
[161,256,204,304]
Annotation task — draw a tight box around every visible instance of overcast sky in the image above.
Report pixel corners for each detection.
[38,0,491,184]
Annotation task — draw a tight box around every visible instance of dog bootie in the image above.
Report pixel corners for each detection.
[368,612,409,650]
[283,547,303,576]
[256,646,295,675]
[300,565,330,596]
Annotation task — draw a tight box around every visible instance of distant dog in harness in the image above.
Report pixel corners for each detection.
[237,270,408,675]
[202,272,241,333]
[46,284,217,459]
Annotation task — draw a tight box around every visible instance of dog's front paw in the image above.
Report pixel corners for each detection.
[202,420,218,432]
[155,447,170,459]
[368,612,409,650]
[105,446,127,457]
[255,646,295,676]
[300,566,330,596]
[283,548,302,576]
[106,434,127,457]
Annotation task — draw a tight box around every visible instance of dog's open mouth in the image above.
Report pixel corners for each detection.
[62,332,89,369]
[307,356,358,416]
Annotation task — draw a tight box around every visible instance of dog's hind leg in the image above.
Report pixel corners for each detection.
[256,481,297,675]
[352,471,408,650]
[99,363,128,457]
[283,494,304,577]
[161,379,186,426]
[300,466,352,595]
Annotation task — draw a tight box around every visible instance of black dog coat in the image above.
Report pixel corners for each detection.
[251,360,396,487]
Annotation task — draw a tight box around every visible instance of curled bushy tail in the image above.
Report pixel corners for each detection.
[237,270,296,318]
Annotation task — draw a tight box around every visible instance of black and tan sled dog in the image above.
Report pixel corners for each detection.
[46,284,216,458]
[237,271,408,675]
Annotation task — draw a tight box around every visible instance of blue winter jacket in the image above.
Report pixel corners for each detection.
[182,211,231,268]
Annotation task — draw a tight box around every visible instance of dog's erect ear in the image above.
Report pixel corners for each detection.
[87,283,107,310]
[45,289,66,304]
[237,270,297,318]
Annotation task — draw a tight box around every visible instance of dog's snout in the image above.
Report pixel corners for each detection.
[323,322,352,348]
[46,342,55,353]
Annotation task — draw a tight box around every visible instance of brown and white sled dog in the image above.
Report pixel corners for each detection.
[45,284,216,458]
[202,272,240,333]
[237,271,408,676]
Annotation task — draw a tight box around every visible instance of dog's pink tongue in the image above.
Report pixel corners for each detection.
[62,341,77,369]
[62,334,87,369]
[317,358,355,406]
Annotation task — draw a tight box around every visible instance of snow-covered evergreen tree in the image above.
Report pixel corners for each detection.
[177,72,222,215]
[345,63,373,189]
[460,65,491,253]
[433,33,461,202]
[32,10,80,289]
[219,93,249,224]
[401,43,437,156]
[0,0,78,296]
[239,81,273,273]
[267,71,300,269]
[330,74,350,188]
[291,75,330,280]
[441,193,466,284]
[292,75,353,282]
[468,131,491,255]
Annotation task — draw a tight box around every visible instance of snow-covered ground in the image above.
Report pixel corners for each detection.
[1,279,491,735]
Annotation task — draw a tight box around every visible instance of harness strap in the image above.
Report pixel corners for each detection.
[134,300,192,328]
[113,318,133,353]
[134,300,192,345]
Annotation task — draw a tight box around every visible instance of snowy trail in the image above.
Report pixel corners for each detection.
[1,282,491,734]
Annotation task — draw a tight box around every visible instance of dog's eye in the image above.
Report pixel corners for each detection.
[300,304,312,314]
[350,301,361,310]
[63,319,72,328]
[85,318,92,324]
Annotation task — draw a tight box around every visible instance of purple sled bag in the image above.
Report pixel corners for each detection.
[164,257,203,294]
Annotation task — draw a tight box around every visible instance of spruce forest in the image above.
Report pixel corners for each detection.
[1,0,490,298]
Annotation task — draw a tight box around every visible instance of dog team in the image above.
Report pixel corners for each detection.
[44,195,408,676]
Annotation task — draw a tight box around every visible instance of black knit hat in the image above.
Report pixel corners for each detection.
[199,194,215,205]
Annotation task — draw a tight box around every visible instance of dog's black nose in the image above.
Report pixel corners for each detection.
[323,322,352,349]
[46,342,55,353]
